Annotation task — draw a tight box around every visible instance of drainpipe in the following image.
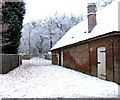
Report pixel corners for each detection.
[111,39,115,82]
[88,43,91,74]
[58,49,61,66]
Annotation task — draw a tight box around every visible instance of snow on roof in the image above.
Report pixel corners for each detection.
[91,0,119,35]
[51,19,88,50]
[51,0,120,50]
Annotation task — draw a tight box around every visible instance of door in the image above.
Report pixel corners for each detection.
[57,53,59,65]
[57,51,63,66]
[97,47,106,80]
[61,51,63,66]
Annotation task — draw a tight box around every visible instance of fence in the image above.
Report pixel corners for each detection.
[22,57,52,66]
[21,54,33,60]
[0,54,22,74]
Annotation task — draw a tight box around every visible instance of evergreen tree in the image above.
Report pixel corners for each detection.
[2,1,25,54]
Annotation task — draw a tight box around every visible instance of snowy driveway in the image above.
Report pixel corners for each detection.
[0,57,119,98]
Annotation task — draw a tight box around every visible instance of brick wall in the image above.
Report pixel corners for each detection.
[114,36,120,84]
[89,35,120,84]
[89,36,114,81]
[51,34,120,84]
[64,44,90,74]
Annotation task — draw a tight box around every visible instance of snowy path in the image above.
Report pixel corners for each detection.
[0,57,119,98]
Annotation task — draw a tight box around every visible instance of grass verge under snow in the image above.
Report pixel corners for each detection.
[0,57,119,98]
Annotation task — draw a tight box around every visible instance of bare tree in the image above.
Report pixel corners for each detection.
[42,13,83,48]
[35,36,43,54]
[20,21,37,54]
[20,13,83,56]
[96,0,113,10]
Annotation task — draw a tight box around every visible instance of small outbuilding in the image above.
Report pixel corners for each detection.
[51,0,120,84]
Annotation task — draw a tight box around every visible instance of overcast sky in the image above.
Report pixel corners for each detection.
[23,0,97,24]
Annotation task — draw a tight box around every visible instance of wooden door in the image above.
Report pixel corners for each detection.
[57,51,63,66]
[61,51,63,66]
[97,47,106,80]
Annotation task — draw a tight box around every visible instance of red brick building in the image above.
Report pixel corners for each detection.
[51,1,120,84]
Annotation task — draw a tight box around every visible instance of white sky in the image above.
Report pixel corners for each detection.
[23,0,96,24]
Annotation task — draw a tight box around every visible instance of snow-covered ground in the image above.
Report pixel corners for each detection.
[0,57,119,99]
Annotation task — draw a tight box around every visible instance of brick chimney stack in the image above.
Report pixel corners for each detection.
[87,3,96,33]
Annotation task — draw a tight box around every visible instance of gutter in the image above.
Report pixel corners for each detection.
[51,31,120,51]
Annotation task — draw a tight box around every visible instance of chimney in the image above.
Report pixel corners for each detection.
[87,3,96,33]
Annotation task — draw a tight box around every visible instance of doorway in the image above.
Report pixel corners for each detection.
[57,51,63,66]
[97,47,106,80]
[61,51,63,66]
